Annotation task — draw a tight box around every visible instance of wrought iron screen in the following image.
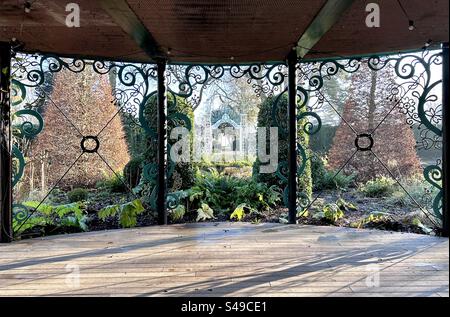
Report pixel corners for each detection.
[297,50,443,229]
[9,48,443,239]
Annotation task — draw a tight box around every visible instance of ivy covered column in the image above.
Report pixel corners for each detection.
[0,42,12,243]
[156,59,168,225]
[442,42,449,237]
[287,51,298,224]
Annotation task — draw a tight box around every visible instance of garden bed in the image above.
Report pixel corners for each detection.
[13,159,440,240]
[16,187,434,240]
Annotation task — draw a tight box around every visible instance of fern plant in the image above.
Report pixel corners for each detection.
[168,168,282,222]
[14,201,88,235]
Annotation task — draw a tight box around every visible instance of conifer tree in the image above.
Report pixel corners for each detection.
[27,68,130,189]
[327,64,421,182]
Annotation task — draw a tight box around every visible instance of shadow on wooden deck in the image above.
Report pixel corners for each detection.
[0,223,448,297]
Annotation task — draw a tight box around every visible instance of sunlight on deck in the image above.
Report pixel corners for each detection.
[0,223,448,297]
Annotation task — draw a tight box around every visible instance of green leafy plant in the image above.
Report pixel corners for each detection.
[230,203,254,221]
[21,201,53,215]
[169,205,186,221]
[186,185,204,203]
[297,209,309,218]
[168,168,281,222]
[355,211,390,228]
[96,173,127,193]
[16,217,49,234]
[14,201,88,235]
[278,213,289,224]
[312,211,325,220]
[412,218,433,234]
[196,203,215,222]
[189,169,280,214]
[196,159,254,170]
[323,203,344,222]
[67,188,89,203]
[98,199,145,228]
[336,197,358,211]
[123,156,144,188]
[359,176,397,198]
[314,169,355,191]
[386,176,440,208]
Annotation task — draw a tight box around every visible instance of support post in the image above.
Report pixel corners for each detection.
[287,51,298,224]
[156,59,167,225]
[442,42,449,237]
[0,42,12,243]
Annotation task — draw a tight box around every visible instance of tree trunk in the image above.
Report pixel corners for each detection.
[368,70,377,131]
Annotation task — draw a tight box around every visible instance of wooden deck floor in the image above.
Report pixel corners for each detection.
[0,223,448,297]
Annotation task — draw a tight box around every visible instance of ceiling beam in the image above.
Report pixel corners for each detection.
[98,0,165,60]
[295,0,355,59]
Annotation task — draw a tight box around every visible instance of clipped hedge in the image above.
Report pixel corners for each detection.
[253,94,312,201]
[142,94,195,190]
[123,156,144,188]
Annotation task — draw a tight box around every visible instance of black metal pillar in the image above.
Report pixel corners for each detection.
[287,51,298,224]
[156,59,167,225]
[0,42,12,243]
[442,42,449,237]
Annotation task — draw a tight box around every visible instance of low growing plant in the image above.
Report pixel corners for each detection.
[311,155,355,191]
[196,203,215,222]
[323,203,344,222]
[359,176,397,198]
[96,173,127,193]
[184,168,281,217]
[323,171,355,190]
[312,198,348,223]
[98,199,145,228]
[336,197,358,211]
[14,201,88,235]
[169,205,186,222]
[67,188,89,203]
[385,176,440,208]
[230,203,256,221]
[355,211,390,228]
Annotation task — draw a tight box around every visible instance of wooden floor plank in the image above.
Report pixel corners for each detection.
[0,223,448,297]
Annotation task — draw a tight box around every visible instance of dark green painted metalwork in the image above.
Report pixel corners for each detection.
[11,145,24,187]
[287,51,298,224]
[162,62,317,213]
[156,60,168,225]
[9,53,161,235]
[8,46,446,235]
[441,42,449,237]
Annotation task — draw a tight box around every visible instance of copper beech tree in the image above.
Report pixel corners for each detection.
[327,64,422,182]
[26,68,130,190]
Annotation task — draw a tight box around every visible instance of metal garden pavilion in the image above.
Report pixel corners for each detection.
[0,0,449,243]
